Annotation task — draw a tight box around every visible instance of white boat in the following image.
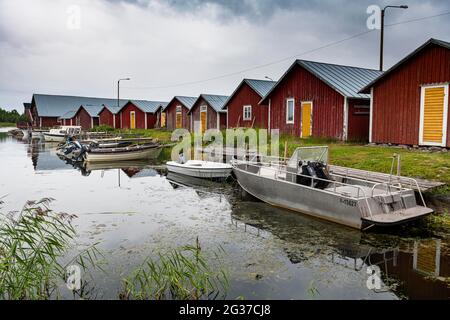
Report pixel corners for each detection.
[43,126,81,142]
[85,143,162,163]
[166,160,233,179]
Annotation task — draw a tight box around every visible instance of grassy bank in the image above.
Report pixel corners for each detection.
[0,122,16,128]
[93,126,449,192]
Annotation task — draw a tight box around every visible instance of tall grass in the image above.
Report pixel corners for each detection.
[119,239,229,300]
[0,198,102,300]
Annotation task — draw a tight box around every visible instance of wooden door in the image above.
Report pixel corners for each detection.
[161,112,166,127]
[301,102,312,138]
[130,111,136,129]
[176,112,182,129]
[420,85,448,146]
[200,111,207,133]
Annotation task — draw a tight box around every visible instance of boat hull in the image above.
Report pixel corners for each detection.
[166,161,232,179]
[233,165,372,229]
[43,133,66,142]
[86,146,161,163]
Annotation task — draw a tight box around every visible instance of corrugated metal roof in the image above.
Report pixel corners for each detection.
[32,94,130,117]
[130,100,168,113]
[245,79,277,97]
[32,94,168,117]
[81,105,103,117]
[59,110,78,120]
[298,60,382,98]
[260,60,382,103]
[101,105,122,114]
[222,79,277,109]
[201,94,229,112]
[360,38,450,93]
[172,96,197,110]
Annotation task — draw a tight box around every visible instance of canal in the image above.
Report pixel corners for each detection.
[0,128,449,300]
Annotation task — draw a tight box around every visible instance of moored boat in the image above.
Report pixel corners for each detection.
[85,143,162,163]
[166,160,232,179]
[232,146,433,229]
[43,126,81,142]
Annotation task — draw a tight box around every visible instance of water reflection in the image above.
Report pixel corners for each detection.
[231,202,450,299]
[1,133,449,300]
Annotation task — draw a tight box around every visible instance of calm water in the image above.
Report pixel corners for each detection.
[0,128,449,300]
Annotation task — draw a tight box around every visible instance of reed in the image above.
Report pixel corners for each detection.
[0,198,102,300]
[119,240,229,300]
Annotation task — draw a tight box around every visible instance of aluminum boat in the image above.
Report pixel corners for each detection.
[232,146,433,229]
[166,160,232,179]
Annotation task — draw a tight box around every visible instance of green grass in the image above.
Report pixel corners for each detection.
[92,126,173,144]
[0,122,16,128]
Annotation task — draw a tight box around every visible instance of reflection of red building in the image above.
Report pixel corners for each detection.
[369,240,450,300]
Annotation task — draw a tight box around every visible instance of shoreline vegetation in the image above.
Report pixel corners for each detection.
[92,126,449,195]
[0,122,16,128]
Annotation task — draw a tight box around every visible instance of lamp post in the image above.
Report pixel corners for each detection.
[380,5,408,71]
[117,77,131,109]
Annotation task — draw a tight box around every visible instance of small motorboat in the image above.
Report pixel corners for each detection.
[166,160,232,179]
[44,126,82,142]
[232,146,433,230]
[85,143,162,163]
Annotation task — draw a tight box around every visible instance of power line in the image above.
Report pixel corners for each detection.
[123,10,450,90]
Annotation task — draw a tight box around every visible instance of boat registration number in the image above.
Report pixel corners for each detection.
[340,198,357,207]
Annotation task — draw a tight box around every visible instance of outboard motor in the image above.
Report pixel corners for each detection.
[296,161,331,189]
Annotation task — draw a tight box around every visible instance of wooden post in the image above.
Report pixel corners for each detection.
[284,142,288,164]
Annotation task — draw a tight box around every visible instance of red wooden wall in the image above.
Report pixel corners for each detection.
[371,44,450,147]
[147,113,158,129]
[227,83,268,128]
[119,102,146,129]
[165,98,191,130]
[266,64,345,139]
[99,108,119,128]
[74,107,94,130]
[190,97,220,131]
[347,98,370,141]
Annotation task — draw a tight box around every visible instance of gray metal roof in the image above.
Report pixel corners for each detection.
[81,105,103,117]
[245,79,277,97]
[201,94,229,112]
[261,60,382,103]
[100,105,122,114]
[130,100,168,114]
[32,94,167,117]
[169,96,198,111]
[222,79,277,109]
[360,38,450,93]
[59,110,78,119]
[32,94,130,117]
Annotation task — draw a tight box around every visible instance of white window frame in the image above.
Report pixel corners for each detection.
[243,105,252,121]
[176,105,182,113]
[419,84,448,147]
[286,98,295,124]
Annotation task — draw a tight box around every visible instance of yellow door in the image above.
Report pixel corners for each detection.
[161,112,166,127]
[301,102,312,138]
[200,111,207,133]
[130,111,136,129]
[176,112,182,129]
[421,86,447,146]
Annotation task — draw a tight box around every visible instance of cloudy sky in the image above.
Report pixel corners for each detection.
[0,0,449,111]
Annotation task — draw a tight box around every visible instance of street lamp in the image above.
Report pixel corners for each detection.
[380,5,408,71]
[117,77,131,109]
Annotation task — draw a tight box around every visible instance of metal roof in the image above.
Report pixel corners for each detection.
[59,110,78,120]
[100,105,122,114]
[32,94,130,117]
[81,105,103,117]
[32,94,167,117]
[167,96,198,111]
[130,100,168,114]
[201,94,229,112]
[261,60,382,103]
[359,38,450,93]
[222,79,277,109]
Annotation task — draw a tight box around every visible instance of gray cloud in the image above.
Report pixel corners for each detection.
[0,0,449,111]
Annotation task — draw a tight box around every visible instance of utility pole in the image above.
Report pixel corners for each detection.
[380,5,408,71]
